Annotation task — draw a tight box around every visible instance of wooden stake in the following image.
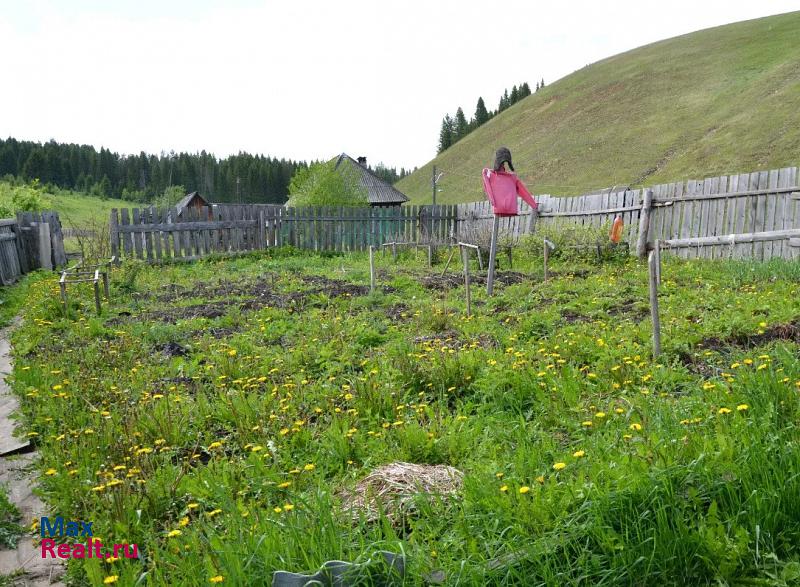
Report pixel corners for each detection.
[486,214,499,295]
[461,245,471,317]
[369,245,376,294]
[654,239,662,285]
[440,245,456,277]
[93,270,102,314]
[636,189,654,259]
[59,275,68,314]
[543,238,549,281]
[648,250,661,358]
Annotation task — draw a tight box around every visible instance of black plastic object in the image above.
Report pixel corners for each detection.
[271,551,405,587]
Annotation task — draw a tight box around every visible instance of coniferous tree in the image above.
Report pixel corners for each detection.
[521,82,531,97]
[541,78,545,89]
[454,108,468,141]
[510,85,519,104]
[474,97,489,126]
[438,115,455,153]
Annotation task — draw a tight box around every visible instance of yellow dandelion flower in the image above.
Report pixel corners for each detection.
[572,450,585,458]
[273,507,282,513]
[283,504,294,511]
[629,423,642,431]
[595,412,606,419]
[45,468,57,476]
[277,481,291,489]
[736,404,749,411]
[499,485,508,492]
[303,464,315,471]
[519,486,530,494]
[178,517,190,527]
[582,421,593,427]
[209,576,224,584]
[718,407,732,415]
[553,462,566,471]
[536,475,545,484]
[103,576,119,584]
[167,529,182,538]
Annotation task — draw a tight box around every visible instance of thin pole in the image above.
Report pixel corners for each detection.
[654,239,662,285]
[648,250,661,358]
[543,238,549,281]
[461,245,471,317]
[440,245,456,276]
[369,245,376,294]
[486,214,499,295]
[93,270,102,314]
[432,165,437,206]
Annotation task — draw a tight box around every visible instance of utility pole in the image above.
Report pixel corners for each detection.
[432,165,437,206]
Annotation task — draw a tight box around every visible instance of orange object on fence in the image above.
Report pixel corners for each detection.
[610,216,624,243]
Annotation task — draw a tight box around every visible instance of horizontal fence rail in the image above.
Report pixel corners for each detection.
[109,164,800,263]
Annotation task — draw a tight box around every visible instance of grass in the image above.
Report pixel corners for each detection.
[0,180,127,227]
[0,486,23,550]
[6,245,800,585]
[397,11,800,204]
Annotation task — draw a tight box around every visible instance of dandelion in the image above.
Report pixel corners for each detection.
[283,504,294,511]
[519,486,530,494]
[629,423,642,431]
[206,509,222,518]
[718,407,731,415]
[167,529,182,538]
[536,475,545,484]
[553,462,566,471]
[277,481,291,489]
[103,577,119,584]
[303,464,315,471]
[495,472,504,478]
[582,421,593,427]
[736,404,749,411]
[595,412,606,419]
[572,450,585,458]
[499,485,508,492]
[178,517,189,527]
[187,503,199,510]
[273,507,282,513]
[227,350,237,357]
[209,576,224,584]
[45,468,57,476]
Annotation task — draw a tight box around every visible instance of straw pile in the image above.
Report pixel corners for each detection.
[340,462,464,523]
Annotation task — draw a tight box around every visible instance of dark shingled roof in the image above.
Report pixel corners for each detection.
[333,154,409,205]
[175,191,208,216]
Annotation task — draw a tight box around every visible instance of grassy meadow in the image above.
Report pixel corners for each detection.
[6,246,800,585]
[397,11,800,203]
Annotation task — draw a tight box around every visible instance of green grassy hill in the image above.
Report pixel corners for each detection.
[397,11,800,204]
[0,181,128,226]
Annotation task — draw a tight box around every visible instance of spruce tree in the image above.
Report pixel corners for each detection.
[474,97,489,126]
[438,115,455,153]
[521,82,531,96]
[510,85,519,104]
[541,78,545,89]
[454,108,468,141]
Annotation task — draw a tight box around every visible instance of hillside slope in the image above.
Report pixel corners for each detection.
[397,11,800,204]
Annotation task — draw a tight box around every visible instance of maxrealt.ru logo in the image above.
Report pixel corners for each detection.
[40,516,138,559]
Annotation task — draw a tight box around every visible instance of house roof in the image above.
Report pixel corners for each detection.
[333,154,410,205]
[175,191,208,215]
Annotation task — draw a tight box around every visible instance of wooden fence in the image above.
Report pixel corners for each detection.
[109,164,800,263]
[0,212,66,285]
[110,204,459,260]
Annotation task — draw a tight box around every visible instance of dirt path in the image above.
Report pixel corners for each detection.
[0,323,64,586]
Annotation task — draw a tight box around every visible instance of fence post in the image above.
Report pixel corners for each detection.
[37,222,52,271]
[654,239,662,285]
[461,245,471,317]
[648,250,661,358]
[543,238,549,281]
[637,189,654,259]
[486,214,500,295]
[369,245,376,294]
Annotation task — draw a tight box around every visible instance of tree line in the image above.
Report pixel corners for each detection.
[0,138,411,204]
[437,79,545,153]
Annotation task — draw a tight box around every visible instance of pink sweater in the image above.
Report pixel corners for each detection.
[482,168,537,216]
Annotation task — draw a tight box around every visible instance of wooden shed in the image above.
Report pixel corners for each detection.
[175,192,211,219]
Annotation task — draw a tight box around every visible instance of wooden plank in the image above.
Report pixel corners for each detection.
[663,228,800,247]
[764,169,780,260]
[753,171,769,260]
[119,209,131,258]
[651,184,800,202]
[774,167,791,259]
[133,208,145,260]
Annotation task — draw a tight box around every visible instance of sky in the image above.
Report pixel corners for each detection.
[0,0,797,170]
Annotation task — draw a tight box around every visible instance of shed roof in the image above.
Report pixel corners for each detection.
[333,154,409,205]
[175,191,208,215]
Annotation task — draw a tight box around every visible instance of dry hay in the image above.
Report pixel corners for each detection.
[340,462,463,523]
